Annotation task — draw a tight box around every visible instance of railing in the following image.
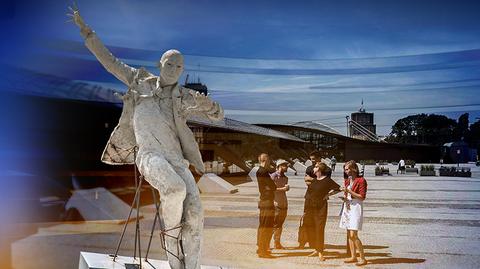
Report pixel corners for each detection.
[349,119,382,142]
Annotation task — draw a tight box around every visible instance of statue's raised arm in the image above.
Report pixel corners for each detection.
[68,6,136,86]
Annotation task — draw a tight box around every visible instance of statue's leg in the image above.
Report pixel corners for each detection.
[172,164,203,269]
[136,152,187,269]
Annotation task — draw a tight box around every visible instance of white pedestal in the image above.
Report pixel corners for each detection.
[248,166,259,182]
[79,252,224,269]
[79,252,168,268]
[304,160,313,167]
[286,167,297,176]
[66,187,141,223]
[293,161,307,174]
[197,173,238,194]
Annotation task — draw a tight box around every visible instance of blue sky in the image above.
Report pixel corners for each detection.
[1,0,480,135]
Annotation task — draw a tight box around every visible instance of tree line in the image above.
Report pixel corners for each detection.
[386,113,480,150]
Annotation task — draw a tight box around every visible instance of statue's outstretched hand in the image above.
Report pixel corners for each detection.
[67,3,91,37]
[180,89,223,120]
[192,91,212,111]
[67,3,83,27]
[184,90,211,113]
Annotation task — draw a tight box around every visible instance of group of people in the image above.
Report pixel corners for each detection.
[256,151,368,266]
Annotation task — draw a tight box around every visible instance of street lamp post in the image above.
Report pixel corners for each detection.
[346,116,350,137]
[457,149,461,168]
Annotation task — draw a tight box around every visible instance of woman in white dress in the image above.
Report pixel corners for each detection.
[340,160,368,266]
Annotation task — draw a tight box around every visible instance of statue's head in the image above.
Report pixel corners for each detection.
[158,49,184,85]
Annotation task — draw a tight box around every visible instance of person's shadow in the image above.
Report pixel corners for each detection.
[273,244,426,265]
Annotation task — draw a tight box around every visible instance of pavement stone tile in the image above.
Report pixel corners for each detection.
[9,163,480,269]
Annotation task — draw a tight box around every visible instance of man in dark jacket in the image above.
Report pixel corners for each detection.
[256,153,276,258]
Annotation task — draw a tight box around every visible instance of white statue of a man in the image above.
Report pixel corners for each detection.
[68,7,224,269]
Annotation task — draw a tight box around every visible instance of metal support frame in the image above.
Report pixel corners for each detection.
[109,148,185,267]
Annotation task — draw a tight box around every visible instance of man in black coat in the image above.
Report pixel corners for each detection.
[256,153,276,258]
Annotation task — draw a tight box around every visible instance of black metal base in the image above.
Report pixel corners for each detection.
[124,264,141,269]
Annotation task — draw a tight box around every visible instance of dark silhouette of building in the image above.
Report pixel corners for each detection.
[349,100,377,141]
[442,141,478,163]
[184,74,208,95]
[259,122,440,163]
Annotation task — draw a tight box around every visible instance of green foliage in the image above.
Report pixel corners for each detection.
[386,113,457,145]
[420,165,435,171]
[454,113,469,141]
[360,159,376,165]
[386,113,480,150]
[375,165,389,175]
[405,160,416,166]
[469,120,480,152]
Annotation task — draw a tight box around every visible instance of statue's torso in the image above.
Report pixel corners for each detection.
[132,79,184,163]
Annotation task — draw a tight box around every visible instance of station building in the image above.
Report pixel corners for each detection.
[4,67,440,181]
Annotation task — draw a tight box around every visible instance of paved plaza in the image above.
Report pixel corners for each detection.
[10,163,480,268]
